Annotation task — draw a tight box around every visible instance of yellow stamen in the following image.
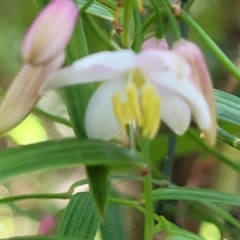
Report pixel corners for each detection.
[126,84,143,127]
[113,93,130,127]
[148,97,161,139]
[121,102,132,124]
[141,85,161,138]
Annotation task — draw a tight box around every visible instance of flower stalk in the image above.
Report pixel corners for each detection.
[141,137,154,240]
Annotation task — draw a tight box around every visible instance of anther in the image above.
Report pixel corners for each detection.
[126,84,143,127]
[141,85,161,138]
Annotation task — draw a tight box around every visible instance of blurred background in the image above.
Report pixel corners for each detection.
[0,0,240,239]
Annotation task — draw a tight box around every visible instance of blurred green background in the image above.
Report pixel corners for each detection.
[1,0,240,239]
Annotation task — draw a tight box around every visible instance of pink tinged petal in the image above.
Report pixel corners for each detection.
[48,51,65,70]
[173,40,216,145]
[22,0,78,65]
[0,60,59,135]
[141,37,169,51]
[85,79,126,140]
[40,50,137,93]
[160,95,191,135]
[152,71,211,131]
[137,50,192,80]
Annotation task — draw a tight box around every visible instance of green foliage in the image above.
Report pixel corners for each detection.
[1,0,240,240]
[57,192,100,239]
[0,139,140,181]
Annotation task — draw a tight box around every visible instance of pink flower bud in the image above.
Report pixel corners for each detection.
[22,0,78,65]
[141,37,169,51]
[38,215,56,235]
[173,40,217,145]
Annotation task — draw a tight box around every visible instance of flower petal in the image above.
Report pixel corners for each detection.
[22,0,78,65]
[141,37,169,51]
[152,71,211,131]
[173,39,216,145]
[137,50,191,80]
[85,79,126,140]
[0,65,42,134]
[160,94,191,135]
[41,50,137,93]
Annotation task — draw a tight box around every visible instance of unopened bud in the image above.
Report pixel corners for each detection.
[22,0,78,65]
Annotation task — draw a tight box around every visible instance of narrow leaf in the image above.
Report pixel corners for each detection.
[62,17,95,138]
[87,165,109,216]
[0,138,140,181]
[76,0,115,21]
[155,216,204,240]
[152,187,240,206]
[57,192,100,240]
[215,89,240,126]
[100,191,127,240]
[217,126,240,150]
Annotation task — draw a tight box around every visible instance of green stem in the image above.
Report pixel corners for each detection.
[109,197,160,222]
[122,0,132,48]
[184,0,195,10]
[68,174,171,192]
[68,179,89,193]
[150,0,163,38]
[0,193,71,204]
[80,0,95,14]
[142,12,155,34]
[186,129,240,174]
[128,124,136,150]
[160,0,181,41]
[180,10,240,82]
[141,137,154,240]
[110,197,145,213]
[131,0,142,52]
[33,108,72,127]
[180,0,189,38]
[163,132,176,180]
[85,15,119,50]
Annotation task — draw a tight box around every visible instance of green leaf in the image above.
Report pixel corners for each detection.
[215,89,240,126]
[57,192,100,239]
[151,187,240,206]
[162,230,204,240]
[217,126,240,150]
[63,17,95,138]
[87,165,109,217]
[0,138,140,181]
[201,202,240,229]
[7,237,75,240]
[100,191,127,240]
[155,216,204,240]
[76,0,115,21]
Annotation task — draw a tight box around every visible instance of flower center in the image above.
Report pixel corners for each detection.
[112,69,161,139]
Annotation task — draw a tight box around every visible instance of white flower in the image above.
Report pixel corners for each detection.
[41,48,212,141]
